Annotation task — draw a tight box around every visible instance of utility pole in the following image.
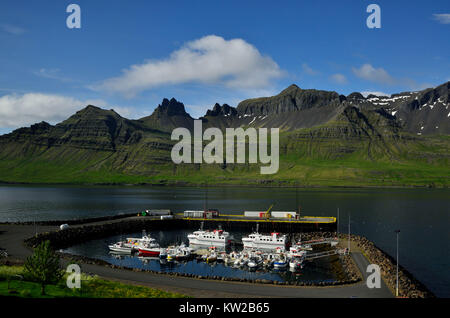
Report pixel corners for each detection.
[348,213,351,253]
[395,229,400,297]
[337,207,339,235]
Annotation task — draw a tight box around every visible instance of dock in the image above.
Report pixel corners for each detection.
[174,213,336,233]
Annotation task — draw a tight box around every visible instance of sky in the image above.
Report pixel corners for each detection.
[0,0,449,134]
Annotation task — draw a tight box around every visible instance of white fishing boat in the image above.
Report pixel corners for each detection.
[188,228,234,247]
[108,241,133,253]
[242,232,287,250]
[242,224,287,251]
[175,243,192,260]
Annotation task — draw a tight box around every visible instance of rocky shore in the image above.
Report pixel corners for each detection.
[349,234,435,298]
[292,231,435,298]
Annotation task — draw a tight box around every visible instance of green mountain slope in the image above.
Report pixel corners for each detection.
[0,84,449,187]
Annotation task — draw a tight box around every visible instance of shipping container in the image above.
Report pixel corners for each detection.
[184,210,205,218]
[244,211,267,218]
[271,211,297,218]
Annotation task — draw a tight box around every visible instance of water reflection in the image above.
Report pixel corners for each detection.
[64,230,338,284]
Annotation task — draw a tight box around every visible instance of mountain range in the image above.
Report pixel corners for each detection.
[0,82,449,187]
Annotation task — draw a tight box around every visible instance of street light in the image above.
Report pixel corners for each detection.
[348,213,351,253]
[395,229,400,297]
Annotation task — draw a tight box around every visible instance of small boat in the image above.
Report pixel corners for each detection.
[289,258,304,271]
[175,243,192,260]
[108,241,133,253]
[247,257,261,269]
[273,254,288,269]
[216,252,227,263]
[159,248,168,259]
[138,237,161,257]
[166,246,177,261]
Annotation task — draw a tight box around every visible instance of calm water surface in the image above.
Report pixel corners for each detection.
[63,230,338,284]
[0,185,448,297]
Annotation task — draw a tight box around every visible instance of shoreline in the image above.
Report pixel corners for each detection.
[0,180,447,189]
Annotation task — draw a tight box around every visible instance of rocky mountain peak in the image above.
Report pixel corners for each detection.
[154,98,189,117]
[205,103,237,117]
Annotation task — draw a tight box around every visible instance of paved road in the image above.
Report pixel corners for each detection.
[0,223,392,298]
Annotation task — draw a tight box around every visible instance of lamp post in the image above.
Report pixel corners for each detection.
[395,229,400,297]
[337,208,339,236]
[348,213,351,253]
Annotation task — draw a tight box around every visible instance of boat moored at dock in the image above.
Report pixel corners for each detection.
[187,228,234,247]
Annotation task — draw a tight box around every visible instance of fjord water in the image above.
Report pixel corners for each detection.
[63,230,340,285]
[0,185,448,297]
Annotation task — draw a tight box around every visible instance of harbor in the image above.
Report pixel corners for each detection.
[0,185,445,298]
[0,208,435,298]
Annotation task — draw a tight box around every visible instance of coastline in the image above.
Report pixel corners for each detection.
[0,180,447,189]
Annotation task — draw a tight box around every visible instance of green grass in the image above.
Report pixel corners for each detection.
[0,266,188,298]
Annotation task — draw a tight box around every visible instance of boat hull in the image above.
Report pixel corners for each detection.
[138,248,160,257]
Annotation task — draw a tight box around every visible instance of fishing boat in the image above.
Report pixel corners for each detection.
[159,248,168,259]
[109,230,157,253]
[108,241,133,253]
[273,254,288,269]
[138,236,161,257]
[247,256,262,269]
[289,257,304,271]
[242,224,287,251]
[175,243,192,260]
[188,228,234,247]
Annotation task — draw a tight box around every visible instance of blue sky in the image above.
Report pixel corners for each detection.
[0,0,449,133]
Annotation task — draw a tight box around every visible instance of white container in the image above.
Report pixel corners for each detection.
[184,210,205,218]
[271,211,297,218]
[59,224,69,230]
[244,211,267,218]
[160,215,174,220]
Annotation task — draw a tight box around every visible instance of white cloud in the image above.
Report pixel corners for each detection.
[92,35,283,97]
[352,64,395,84]
[0,24,26,35]
[433,14,450,24]
[302,63,319,76]
[33,68,73,83]
[329,73,347,84]
[0,93,108,129]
